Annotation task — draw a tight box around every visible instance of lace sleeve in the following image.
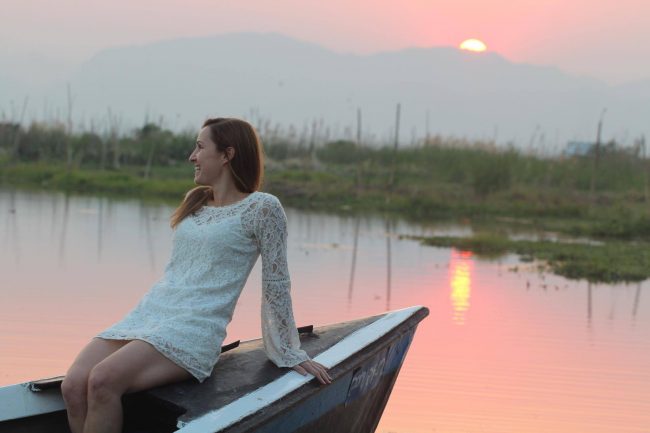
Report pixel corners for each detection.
[254,195,310,368]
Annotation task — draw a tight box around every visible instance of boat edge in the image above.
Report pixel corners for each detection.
[176,305,428,433]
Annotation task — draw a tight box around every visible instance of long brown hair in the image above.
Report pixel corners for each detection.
[170,118,264,228]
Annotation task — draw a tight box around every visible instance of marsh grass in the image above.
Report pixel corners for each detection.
[3,156,650,239]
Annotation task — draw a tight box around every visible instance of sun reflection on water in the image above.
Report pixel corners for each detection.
[449,250,474,324]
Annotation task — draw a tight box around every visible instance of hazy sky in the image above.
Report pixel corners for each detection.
[2,0,649,84]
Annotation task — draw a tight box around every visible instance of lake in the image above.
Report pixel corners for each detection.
[1,188,649,432]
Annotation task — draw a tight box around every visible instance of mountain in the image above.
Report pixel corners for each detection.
[5,33,649,147]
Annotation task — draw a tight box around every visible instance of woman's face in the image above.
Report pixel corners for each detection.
[189,127,227,185]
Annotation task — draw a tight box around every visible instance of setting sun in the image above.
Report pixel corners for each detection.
[459,38,487,52]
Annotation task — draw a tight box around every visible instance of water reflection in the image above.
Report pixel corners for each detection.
[97,198,104,261]
[385,218,393,311]
[587,281,592,328]
[449,250,473,325]
[633,282,642,320]
[140,204,157,272]
[347,216,360,307]
[1,188,649,432]
[2,189,20,265]
[58,193,70,267]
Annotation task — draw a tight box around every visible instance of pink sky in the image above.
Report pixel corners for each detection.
[2,0,649,84]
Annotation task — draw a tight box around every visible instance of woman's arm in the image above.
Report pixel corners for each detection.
[255,195,331,384]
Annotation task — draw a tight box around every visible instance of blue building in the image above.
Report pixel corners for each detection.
[563,141,595,157]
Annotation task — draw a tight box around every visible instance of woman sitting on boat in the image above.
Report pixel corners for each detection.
[60,117,332,433]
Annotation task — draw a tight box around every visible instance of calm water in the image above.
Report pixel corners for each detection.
[1,188,649,432]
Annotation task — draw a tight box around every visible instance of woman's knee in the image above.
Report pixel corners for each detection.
[61,370,88,416]
[87,364,124,404]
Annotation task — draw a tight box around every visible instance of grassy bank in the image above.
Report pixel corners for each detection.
[3,161,650,240]
[0,162,194,202]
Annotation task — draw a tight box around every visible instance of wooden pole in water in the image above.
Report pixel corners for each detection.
[632,282,642,319]
[587,282,593,326]
[66,83,74,171]
[388,103,401,189]
[107,108,122,170]
[425,109,430,145]
[97,197,104,261]
[348,217,360,304]
[356,108,363,190]
[99,117,107,171]
[309,119,316,156]
[590,108,606,201]
[641,135,648,207]
[395,104,401,151]
[386,219,392,311]
[356,108,362,146]
[10,96,29,164]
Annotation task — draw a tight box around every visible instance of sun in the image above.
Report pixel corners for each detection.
[459,39,487,53]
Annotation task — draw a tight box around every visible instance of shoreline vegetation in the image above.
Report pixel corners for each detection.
[2,120,649,283]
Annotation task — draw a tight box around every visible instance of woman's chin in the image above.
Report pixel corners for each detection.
[193,173,214,186]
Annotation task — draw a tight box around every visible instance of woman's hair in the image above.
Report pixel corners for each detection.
[170,117,264,228]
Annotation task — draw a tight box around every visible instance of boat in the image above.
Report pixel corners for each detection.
[0,305,429,433]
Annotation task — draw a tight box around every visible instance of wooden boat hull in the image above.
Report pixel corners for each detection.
[0,306,429,433]
[240,329,415,433]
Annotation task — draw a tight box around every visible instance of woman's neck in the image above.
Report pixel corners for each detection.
[208,185,249,207]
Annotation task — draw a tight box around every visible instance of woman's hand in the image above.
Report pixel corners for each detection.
[292,360,332,385]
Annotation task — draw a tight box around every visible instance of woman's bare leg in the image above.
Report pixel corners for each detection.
[62,338,130,432]
[61,338,130,433]
[83,339,193,433]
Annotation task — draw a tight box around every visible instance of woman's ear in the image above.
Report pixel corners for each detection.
[224,146,235,163]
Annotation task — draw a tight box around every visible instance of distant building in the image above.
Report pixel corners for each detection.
[563,141,594,157]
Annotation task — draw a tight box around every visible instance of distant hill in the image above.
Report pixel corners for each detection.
[4,32,649,148]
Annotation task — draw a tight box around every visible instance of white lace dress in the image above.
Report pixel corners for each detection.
[95,191,311,383]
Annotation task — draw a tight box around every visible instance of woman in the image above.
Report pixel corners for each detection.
[60,118,332,433]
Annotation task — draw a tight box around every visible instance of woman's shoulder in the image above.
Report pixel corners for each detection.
[252,191,283,208]
[244,191,284,221]
[243,191,287,235]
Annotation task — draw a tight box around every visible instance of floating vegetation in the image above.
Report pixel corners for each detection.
[404,233,650,283]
